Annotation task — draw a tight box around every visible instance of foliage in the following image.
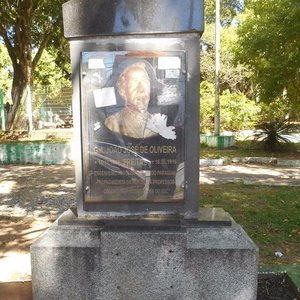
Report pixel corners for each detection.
[258,99,291,123]
[200,81,260,132]
[200,24,215,84]
[0,44,12,103]
[235,0,300,118]
[201,23,253,96]
[200,5,254,136]
[0,0,66,129]
[253,119,300,151]
[220,90,260,131]
[35,51,70,87]
[219,25,253,96]
[33,50,71,113]
[204,0,243,25]
[0,46,71,126]
[199,81,215,132]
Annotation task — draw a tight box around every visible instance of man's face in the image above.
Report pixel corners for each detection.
[118,65,150,113]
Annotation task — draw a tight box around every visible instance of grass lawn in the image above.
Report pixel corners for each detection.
[200,183,300,265]
[200,140,300,160]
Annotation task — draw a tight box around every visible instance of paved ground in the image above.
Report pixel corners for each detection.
[200,164,300,185]
[1,163,300,220]
[0,163,299,282]
[0,165,75,220]
[0,165,75,282]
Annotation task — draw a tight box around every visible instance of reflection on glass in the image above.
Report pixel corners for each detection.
[81,51,186,203]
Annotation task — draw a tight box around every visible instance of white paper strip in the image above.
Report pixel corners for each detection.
[88,59,105,69]
[165,69,180,79]
[158,57,181,70]
[94,122,101,131]
[93,87,116,108]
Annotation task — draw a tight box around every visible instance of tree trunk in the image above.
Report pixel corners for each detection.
[26,85,33,132]
[6,61,33,131]
[7,82,26,130]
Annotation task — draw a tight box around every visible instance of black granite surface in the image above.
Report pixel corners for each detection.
[63,0,204,38]
[58,207,231,230]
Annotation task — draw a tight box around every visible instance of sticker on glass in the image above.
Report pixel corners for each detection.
[158,57,181,70]
[93,87,116,108]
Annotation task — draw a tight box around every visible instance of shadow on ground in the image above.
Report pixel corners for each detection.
[0,165,76,219]
[0,164,76,281]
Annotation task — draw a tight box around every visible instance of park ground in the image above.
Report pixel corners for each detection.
[1,161,300,281]
[0,130,299,282]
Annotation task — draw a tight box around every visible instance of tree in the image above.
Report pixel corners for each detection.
[235,0,300,118]
[35,50,70,88]
[200,81,260,133]
[205,0,243,25]
[201,24,253,96]
[0,44,12,103]
[201,1,252,135]
[0,0,65,130]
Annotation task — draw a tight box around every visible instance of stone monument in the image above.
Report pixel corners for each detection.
[31,1,258,299]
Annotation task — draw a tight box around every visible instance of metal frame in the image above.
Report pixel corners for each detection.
[70,35,199,218]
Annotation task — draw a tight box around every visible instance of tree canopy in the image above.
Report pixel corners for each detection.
[205,0,243,25]
[235,0,300,117]
[200,20,257,133]
[201,23,252,95]
[1,0,299,132]
[0,0,66,129]
[0,44,12,102]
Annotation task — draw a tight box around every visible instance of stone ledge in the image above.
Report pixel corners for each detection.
[57,207,232,228]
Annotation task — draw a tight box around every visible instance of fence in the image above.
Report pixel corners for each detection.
[0,84,73,130]
[32,85,73,128]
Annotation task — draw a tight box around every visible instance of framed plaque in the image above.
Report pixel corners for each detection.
[70,36,200,217]
[81,51,186,203]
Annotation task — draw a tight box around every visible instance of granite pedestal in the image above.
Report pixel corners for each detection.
[31,208,258,300]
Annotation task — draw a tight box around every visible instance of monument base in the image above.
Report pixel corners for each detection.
[31,208,258,300]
